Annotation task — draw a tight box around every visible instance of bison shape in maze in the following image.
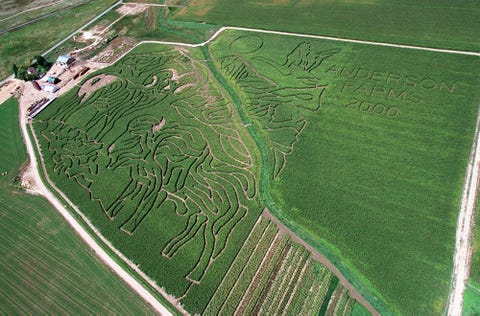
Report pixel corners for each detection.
[220,40,340,177]
[106,115,253,282]
[37,49,257,283]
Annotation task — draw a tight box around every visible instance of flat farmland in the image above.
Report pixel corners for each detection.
[206,30,480,314]
[0,98,155,314]
[32,40,369,314]
[173,0,480,52]
[0,0,101,31]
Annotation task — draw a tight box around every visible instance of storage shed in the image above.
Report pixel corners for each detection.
[56,55,74,66]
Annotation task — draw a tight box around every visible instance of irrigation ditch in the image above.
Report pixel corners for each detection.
[199,44,385,315]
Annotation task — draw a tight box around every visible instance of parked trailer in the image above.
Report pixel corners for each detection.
[27,97,56,119]
[73,67,90,79]
[32,81,41,91]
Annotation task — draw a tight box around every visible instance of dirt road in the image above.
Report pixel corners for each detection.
[446,106,480,315]
[114,26,480,57]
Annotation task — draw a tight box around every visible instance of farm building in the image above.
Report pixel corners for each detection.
[27,67,38,76]
[41,84,59,93]
[32,81,41,91]
[56,55,74,66]
[46,76,58,84]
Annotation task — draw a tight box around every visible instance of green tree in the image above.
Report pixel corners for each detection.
[32,55,52,68]
[12,64,18,77]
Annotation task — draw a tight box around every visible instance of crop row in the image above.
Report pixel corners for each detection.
[259,244,309,314]
[279,261,314,315]
[287,267,316,315]
[325,285,357,316]
[238,233,291,315]
[218,222,279,314]
[297,264,329,315]
[335,288,355,316]
[203,217,270,314]
[201,214,364,316]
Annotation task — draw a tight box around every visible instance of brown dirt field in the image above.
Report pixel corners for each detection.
[0,80,23,105]
[78,74,118,101]
[91,37,139,64]
[116,3,147,16]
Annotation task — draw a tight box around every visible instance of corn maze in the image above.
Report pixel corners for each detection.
[34,44,263,298]
[215,34,340,177]
[32,36,367,313]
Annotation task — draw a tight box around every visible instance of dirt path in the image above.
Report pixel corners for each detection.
[17,88,178,315]
[113,26,480,58]
[262,209,379,316]
[73,3,147,55]
[0,79,23,105]
[446,105,480,315]
[41,0,122,57]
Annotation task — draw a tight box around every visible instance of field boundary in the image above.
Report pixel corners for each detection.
[111,26,480,58]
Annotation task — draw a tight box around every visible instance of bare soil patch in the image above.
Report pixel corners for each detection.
[152,118,165,132]
[116,3,147,16]
[0,80,23,104]
[144,75,157,88]
[78,74,117,101]
[91,36,139,64]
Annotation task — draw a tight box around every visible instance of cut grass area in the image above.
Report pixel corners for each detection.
[352,302,371,316]
[0,0,117,79]
[0,99,26,173]
[173,0,480,52]
[0,98,155,314]
[207,29,480,314]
